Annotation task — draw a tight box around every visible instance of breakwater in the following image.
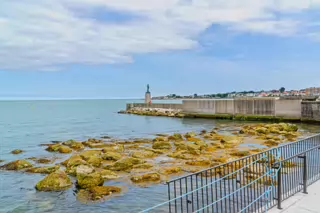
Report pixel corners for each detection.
[124,99,320,123]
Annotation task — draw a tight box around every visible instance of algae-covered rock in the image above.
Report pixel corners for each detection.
[80,150,101,159]
[63,140,85,151]
[0,160,5,163]
[168,151,194,160]
[76,165,94,175]
[36,158,53,164]
[130,173,161,183]
[11,149,24,155]
[45,144,61,152]
[77,186,122,202]
[186,144,201,155]
[264,140,280,147]
[153,137,168,142]
[160,167,182,175]
[168,133,183,141]
[27,165,60,174]
[184,132,197,138]
[152,141,172,150]
[230,150,251,157]
[90,186,121,200]
[255,127,268,134]
[99,169,119,180]
[111,157,145,171]
[1,160,33,170]
[133,163,154,169]
[101,152,122,161]
[66,155,87,167]
[187,137,202,143]
[186,160,211,167]
[58,146,73,154]
[132,151,157,159]
[86,156,103,167]
[77,172,104,189]
[36,170,72,191]
[102,144,125,153]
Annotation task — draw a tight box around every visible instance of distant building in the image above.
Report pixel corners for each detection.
[306,87,320,96]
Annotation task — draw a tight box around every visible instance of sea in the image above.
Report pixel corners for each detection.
[0,99,319,213]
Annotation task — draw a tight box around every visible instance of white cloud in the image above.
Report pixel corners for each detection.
[0,0,319,70]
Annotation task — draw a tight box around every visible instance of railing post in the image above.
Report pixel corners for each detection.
[277,167,282,209]
[302,155,308,194]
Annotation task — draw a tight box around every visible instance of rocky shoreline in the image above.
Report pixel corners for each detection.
[119,107,184,117]
[0,123,307,204]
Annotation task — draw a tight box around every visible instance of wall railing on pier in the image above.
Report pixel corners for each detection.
[141,134,320,213]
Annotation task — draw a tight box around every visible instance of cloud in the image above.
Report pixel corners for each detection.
[0,0,320,70]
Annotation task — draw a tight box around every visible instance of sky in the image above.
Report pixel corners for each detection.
[0,0,320,99]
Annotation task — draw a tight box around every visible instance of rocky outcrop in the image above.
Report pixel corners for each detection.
[11,149,24,155]
[77,172,104,189]
[1,160,33,170]
[36,171,72,191]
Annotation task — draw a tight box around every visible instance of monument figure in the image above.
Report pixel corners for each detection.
[145,84,152,104]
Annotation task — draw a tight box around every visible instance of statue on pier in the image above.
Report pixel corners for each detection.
[145,84,152,104]
[146,84,150,93]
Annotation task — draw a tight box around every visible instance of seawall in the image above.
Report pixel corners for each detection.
[125,99,320,123]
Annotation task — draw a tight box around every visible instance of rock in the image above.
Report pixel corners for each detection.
[66,155,87,167]
[194,141,208,151]
[186,160,211,167]
[111,157,145,171]
[0,160,33,170]
[153,137,168,142]
[144,148,168,154]
[200,130,207,135]
[11,149,24,155]
[264,140,280,147]
[80,150,101,159]
[230,150,251,157]
[160,167,182,175]
[26,165,60,174]
[63,140,85,151]
[36,171,72,191]
[133,163,154,169]
[36,158,53,164]
[155,134,169,137]
[167,151,194,160]
[132,151,157,159]
[89,186,121,200]
[186,144,201,155]
[76,165,94,176]
[130,173,161,183]
[102,144,125,153]
[58,146,73,154]
[99,169,119,180]
[255,127,268,134]
[86,156,103,167]
[77,172,104,189]
[0,160,5,163]
[187,137,202,143]
[101,152,122,161]
[152,141,172,150]
[168,133,183,141]
[185,132,198,138]
[101,136,112,139]
[45,144,62,152]
[77,186,122,202]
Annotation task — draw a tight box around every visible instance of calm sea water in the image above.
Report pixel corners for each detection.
[0,100,319,213]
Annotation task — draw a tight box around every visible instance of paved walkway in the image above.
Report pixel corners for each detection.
[269,181,320,213]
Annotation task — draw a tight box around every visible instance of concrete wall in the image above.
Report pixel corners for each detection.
[127,103,183,111]
[275,99,301,118]
[301,101,320,121]
[215,100,234,114]
[127,99,320,122]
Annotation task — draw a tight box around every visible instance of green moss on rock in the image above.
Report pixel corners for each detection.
[36,170,72,191]
[1,160,33,170]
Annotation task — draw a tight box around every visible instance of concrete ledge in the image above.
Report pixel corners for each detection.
[269,181,320,213]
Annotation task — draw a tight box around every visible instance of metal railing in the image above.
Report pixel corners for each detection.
[141,134,320,213]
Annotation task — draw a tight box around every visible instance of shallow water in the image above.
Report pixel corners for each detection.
[0,99,319,213]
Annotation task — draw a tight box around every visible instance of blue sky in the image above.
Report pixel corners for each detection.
[0,0,320,99]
